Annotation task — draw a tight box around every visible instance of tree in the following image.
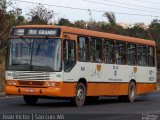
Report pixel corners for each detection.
[74,20,87,29]
[0,9,8,38]
[148,19,160,68]
[149,19,160,46]
[102,12,128,35]
[127,25,151,39]
[7,8,25,26]
[0,0,11,40]
[103,12,116,26]
[57,18,74,26]
[0,0,12,11]
[28,4,54,25]
[0,0,25,43]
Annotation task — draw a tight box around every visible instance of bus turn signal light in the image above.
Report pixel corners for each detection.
[6,80,17,86]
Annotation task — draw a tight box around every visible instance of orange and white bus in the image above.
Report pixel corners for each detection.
[5,25,157,107]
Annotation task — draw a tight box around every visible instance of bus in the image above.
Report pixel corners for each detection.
[5,25,157,107]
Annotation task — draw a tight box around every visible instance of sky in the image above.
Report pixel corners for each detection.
[11,0,160,25]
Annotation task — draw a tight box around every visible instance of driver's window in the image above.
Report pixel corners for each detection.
[64,40,76,72]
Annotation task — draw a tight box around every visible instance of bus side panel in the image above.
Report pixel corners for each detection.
[136,83,156,94]
[60,82,77,97]
[87,83,128,96]
[63,62,156,97]
[136,66,156,94]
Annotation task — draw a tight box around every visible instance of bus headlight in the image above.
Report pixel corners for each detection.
[46,81,55,87]
[6,80,17,86]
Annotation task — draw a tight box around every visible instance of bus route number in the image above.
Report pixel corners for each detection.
[81,67,85,71]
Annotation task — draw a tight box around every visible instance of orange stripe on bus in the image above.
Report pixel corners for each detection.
[5,82,156,97]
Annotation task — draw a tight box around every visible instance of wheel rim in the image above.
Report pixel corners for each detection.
[77,87,84,101]
[129,83,136,102]
[75,84,86,107]
[130,86,135,99]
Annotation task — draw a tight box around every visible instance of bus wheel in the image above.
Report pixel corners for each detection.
[74,83,86,107]
[23,95,38,105]
[128,81,136,103]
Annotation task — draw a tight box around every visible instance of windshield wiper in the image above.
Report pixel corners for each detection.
[11,63,20,65]
[12,63,30,65]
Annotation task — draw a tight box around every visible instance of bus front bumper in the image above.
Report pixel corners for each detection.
[5,86,62,97]
[5,82,76,97]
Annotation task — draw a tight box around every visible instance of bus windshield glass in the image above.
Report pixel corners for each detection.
[7,38,61,71]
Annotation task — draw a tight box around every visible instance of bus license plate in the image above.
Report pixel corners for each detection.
[25,88,35,93]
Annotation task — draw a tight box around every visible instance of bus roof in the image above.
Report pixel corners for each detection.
[14,25,156,46]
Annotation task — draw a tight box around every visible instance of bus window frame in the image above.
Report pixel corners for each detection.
[115,40,127,65]
[63,39,76,72]
[137,44,147,67]
[103,39,115,64]
[127,42,137,66]
[89,37,103,63]
[148,45,156,67]
[77,36,90,62]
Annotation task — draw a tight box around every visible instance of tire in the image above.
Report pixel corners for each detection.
[23,95,38,105]
[118,81,136,103]
[72,83,86,107]
[128,81,136,103]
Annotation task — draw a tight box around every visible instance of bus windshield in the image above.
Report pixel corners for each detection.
[7,38,61,71]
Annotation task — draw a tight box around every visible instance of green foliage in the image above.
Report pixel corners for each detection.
[103,12,116,26]
[0,0,12,11]
[0,0,25,40]
[149,19,160,47]
[74,20,87,29]
[58,18,74,27]
[127,26,152,40]
[28,4,54,25]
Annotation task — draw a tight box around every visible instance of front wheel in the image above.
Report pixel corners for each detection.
[23,95,38,105]
[72,83,86,107]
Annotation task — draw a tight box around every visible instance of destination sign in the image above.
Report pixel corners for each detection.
[11,28,61,36]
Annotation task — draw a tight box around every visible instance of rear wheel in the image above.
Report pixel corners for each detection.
[128,81,136,102]
[72,83,86,107]
[23,95,38,105]
[117,81,136,102]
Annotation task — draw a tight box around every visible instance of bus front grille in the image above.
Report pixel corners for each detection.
[17,81,45,86]
[13,71,50,80]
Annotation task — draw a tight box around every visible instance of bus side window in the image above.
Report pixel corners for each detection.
[90,38,102,63]
[64,40,76,72]
[103,39,114,63]
[137,45,147,66]
[127,43,136,65]
[78,36,89,62]
[116,41,126,64]
[148,46,155,66]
